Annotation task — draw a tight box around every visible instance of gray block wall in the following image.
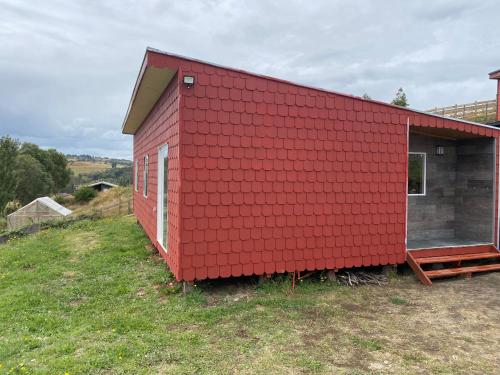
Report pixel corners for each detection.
[407,133,494,245]
[408,134,457,242]
[455,138,494,242]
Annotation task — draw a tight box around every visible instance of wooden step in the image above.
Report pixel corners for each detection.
[406,251,432,286]
[425,263,500,279]
[416,252,500,264]
[409,244,494,259]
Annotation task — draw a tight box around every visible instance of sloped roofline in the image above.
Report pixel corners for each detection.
[7,197,72,218]
[489,69,500,78]
[88,181,118,188]
[122,47,500,135]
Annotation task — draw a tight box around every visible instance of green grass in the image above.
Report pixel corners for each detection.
[389,296,409,305]
[0,216,497,374]
[0,217,345,374]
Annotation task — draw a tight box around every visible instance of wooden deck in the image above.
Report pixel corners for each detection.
[407,245,500,285]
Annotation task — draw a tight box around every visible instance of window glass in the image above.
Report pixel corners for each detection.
[408,153,425,195]
[163,153,169,250]
[143,155,149,197]
[134,160,139,192]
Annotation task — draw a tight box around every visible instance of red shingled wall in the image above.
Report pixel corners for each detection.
[133,51,500,281]
[177,62,410,281]
[133,76,181,277]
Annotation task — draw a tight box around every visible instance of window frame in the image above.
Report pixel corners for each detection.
[134,159,139,192]
[157,144,169,252]
[408,152,426,196]
[143,155,149,197]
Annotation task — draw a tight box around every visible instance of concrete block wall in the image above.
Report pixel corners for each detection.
[455,138,494,242]
[408,133,457,241]
[408,133,494,244]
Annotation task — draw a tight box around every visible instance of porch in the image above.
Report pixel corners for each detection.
[406,126,500,284]
[407,127,495,250]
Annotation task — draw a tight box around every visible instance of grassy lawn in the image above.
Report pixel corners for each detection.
[1,216,499,374]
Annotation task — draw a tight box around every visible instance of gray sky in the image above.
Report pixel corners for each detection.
[1,0,499,159]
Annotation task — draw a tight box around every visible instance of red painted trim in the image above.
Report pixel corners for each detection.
[496,80,500,121]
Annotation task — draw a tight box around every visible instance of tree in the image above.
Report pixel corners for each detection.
[0,136,20,214]
[362,93,372,100]
[391,88,409,107]
[47,148,72,190]
[14,154,54,205]
[19,143,71,191]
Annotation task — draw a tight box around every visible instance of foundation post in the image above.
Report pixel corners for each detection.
[183,281,194,293]
[327,270,337,281]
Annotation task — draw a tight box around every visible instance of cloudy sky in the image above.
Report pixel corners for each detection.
[1,0,499,159]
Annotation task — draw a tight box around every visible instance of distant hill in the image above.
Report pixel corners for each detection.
[65,155,133,192]
[66,155,132,175]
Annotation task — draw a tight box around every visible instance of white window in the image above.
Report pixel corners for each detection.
[134,159,139,192]
[408,152,426,196]
[157,145,169,251]
[143,155,149,197]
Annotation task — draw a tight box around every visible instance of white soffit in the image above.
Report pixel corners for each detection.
[122,66,176,134]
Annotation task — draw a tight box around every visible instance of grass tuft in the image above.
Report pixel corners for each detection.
[389,296,409,305]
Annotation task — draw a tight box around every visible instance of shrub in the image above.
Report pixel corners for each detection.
[74,186,97,203]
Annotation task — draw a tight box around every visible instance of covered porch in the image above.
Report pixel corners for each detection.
[407,126,496,250]
[406,125,500,285]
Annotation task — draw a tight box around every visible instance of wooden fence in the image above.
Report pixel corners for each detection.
[426,99,497,122]
[88,196,133,217]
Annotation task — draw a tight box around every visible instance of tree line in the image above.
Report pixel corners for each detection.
[0,136,72,214]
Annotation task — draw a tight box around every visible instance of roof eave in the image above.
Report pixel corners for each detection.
[121,49,178,135]
[489,69,500,79]
[122,47,500,136]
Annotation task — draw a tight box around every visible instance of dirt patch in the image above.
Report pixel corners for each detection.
[63,270,79,278]
[301,273,500,373]
[341,303,364,312]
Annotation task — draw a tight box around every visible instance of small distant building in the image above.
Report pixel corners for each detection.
[7,197,72,231]
[87,181,118,192]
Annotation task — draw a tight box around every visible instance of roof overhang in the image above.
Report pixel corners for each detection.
[122,47,500,136]
[489,69,500,80]
[122,50,178,135]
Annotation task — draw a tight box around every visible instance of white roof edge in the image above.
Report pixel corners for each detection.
[88,181,118,187]
[121,51,150,134]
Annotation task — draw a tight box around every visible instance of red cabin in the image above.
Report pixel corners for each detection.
[123,48,500,284]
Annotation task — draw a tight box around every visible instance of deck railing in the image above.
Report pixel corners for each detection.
[426,99,497,122]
